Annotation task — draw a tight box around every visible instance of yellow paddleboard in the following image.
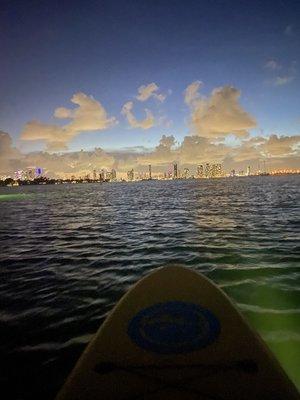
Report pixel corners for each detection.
[56,266,299,400]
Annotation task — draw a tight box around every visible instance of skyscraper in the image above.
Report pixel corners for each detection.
[211,163,222,178]
[197,164,204,178]
[148,164,152,179]
[111,169,116,180]
[173,163,178,179]
[204,163,211,178]
[183,168,190,179]
[127,169,134,181]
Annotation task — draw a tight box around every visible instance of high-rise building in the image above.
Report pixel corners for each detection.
[183,168,190,179]
[204,163,211,178]
[35,167,43,177]
[247,166,251,176]
[27,169,34,180]
[93,169,97,181]
[173,163,178,179]
[197,164,204,178]
[149,164,152,179]
[127,169,134,181]
[111,169,116,180]
[211,163,223,178]
[99,170,105,181]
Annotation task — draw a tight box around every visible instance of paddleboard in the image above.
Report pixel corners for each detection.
[56,265,299,399]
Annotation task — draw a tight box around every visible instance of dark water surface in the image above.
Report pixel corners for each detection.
[0,176,299,398]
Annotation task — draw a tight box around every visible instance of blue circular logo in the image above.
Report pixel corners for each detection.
[127,301,220,354]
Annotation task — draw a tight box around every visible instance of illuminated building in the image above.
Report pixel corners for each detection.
[15,170,23,180]
[35,167,43,177]
[27,169,34,180]
[197,164,204,178]
[127,169,134,181]
[247,166,251,176]
[211,164,222,178]
[183,168,190,179]
[173,163,178,179]
[93,169,97,180]
[148,164,152,179]
[111,169,116,180]
[204,163,211,178]
[99,171,105,181]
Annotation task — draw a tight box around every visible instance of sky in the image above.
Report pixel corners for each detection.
[0,0,299,176]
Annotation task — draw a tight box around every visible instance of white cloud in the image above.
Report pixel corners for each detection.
[21,92,117,150]
[21,121,70,151]
[121,101,155,129]
[262,134,299,156]
[264,59,281,70]
[273,76,294,86]
[136,83,166,102]
[54,93,116,131]
[185,84,256,138]
[184,81,202,105]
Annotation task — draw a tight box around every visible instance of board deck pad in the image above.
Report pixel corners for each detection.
[56,265,299,400]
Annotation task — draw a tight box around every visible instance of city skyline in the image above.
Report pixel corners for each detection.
[1,1,300,177]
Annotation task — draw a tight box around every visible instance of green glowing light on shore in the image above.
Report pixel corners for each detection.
[0,194,33,201]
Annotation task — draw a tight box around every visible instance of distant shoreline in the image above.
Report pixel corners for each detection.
[1,173,299,187]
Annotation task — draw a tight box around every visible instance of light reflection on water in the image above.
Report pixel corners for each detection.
[0,175,299,398]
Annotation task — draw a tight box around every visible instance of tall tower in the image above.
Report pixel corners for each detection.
[149,164,152,179]
[173,163,178,179]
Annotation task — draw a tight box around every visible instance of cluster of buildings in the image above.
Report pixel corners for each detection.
[14,167,43,181]
[73,169,117,182]
[126,163,225,181]
[1,162,298,186]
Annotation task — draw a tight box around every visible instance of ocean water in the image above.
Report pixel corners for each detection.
[0,176,299,399]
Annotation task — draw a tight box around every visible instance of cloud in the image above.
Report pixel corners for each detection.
[264,59,281,70]
[21,92,117,150]
[54,93,116,131]
[273,76,294,86]
[136,83,166,102]
[21,121,69,151]
[262,134,299,156]
[0,131,22,173]
[284,25,293,36]
[137,135,177,165]
[233,135,300,162]
[1,130,299,177]
[185,84,256,138]
[121,101,155,129]
[138,133,299,170]
[179,136,229,164]
[184,81,202,105]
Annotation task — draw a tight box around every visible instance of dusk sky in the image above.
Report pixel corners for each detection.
[1,0,300,176]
